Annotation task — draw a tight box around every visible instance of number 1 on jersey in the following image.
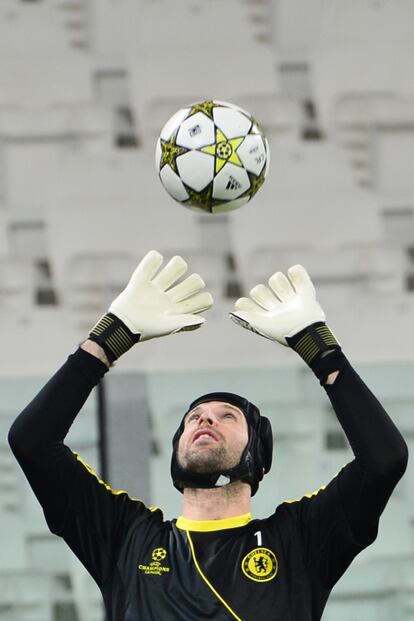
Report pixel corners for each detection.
[254,530,262,546]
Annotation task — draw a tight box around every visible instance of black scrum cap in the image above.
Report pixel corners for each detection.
[170,392,273,496]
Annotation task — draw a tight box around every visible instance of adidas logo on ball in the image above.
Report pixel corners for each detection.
[226,176,242,191]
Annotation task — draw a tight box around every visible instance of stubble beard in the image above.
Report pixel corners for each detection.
[178,442,239,474]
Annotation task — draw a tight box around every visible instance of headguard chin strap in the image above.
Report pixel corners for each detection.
[170,392,273,496]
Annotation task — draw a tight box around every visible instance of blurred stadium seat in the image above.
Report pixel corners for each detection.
[0,513,27,571]
[324,93,414,211]
[0,0,71,56]
[0,53,94,108]
[68,554,104,621]
[0,106,113,154]
[3,144,61,209]
[310,43,414,137]
[65,252,137,329]
[0,257,34,315]
[229,139,406,296]
[127,47,280,144]
[128,0,254,53]
[0,451,22,517]
[0,209,8,256]
[0,572,54,621]
[236,93,303,142]
[273,0,414,64]
[47,149,144,206]
[44,147,231,319]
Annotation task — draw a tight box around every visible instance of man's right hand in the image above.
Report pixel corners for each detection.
[88,250,213,363]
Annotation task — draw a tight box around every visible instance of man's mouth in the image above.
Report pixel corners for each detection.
[192,430,219,444]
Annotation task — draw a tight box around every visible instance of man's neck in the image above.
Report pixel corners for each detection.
[180,481,251,521]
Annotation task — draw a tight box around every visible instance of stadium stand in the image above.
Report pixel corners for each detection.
[0,0,72,56]
[230,139,407,299]
[310,43,414,137]
[0,53,93,108]
[44,148,230,324]
[0,106,113,155]
[0,257,34,317]
[0,0,414,619]
[0,209,8,256]
[126,47,280,145]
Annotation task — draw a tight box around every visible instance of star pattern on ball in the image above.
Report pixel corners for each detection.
[241,166,267,201]
[183,183,225,213]
[159,133,189,174]
[201,128,245,174]
[186,100,216,120]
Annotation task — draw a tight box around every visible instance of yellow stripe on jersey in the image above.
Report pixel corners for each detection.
[176,513,252,532]
[284,465,347,504]
[74,453,156,507]
[187,531,243,621]
[283,485,327,504]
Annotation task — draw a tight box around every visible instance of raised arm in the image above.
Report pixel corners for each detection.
[9,248,213,498]
[8,348,108,529]
[229,264,408,484]
[323,359,408,539]
[230,265,408,585]
[8,249,213,583]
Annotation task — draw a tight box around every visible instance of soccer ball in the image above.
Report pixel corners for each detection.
[155,100,269,214]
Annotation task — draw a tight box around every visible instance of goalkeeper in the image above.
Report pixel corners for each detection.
[9,250,408,621]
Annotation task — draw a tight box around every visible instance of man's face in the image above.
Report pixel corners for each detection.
[177,401,249,474]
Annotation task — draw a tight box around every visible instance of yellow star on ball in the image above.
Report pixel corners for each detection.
[201,128,245,174]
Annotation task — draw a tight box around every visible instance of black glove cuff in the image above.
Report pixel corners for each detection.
[286,322,344,384]
[88,313,140,363]
[311,349,348,385]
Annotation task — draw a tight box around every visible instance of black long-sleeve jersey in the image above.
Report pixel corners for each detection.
[8,348,408,620]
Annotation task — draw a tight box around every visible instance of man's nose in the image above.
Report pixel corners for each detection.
[198,410,216,426]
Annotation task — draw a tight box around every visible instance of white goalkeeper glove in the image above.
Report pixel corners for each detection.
[230,265,342,380]
[89,250,213,362]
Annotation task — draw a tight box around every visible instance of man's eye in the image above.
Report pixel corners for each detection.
[223,412,235,419]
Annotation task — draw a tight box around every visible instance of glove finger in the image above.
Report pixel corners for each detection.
[249,284,280,310]
[166,273,206,302]
[174,315,205,332]
[287,265,315,295]
[268,272,295,302]
[229,311,265,337]
[128,250,164,286]
[234,296,263,313]
[171,291,213,314]
[152,255,188,291]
